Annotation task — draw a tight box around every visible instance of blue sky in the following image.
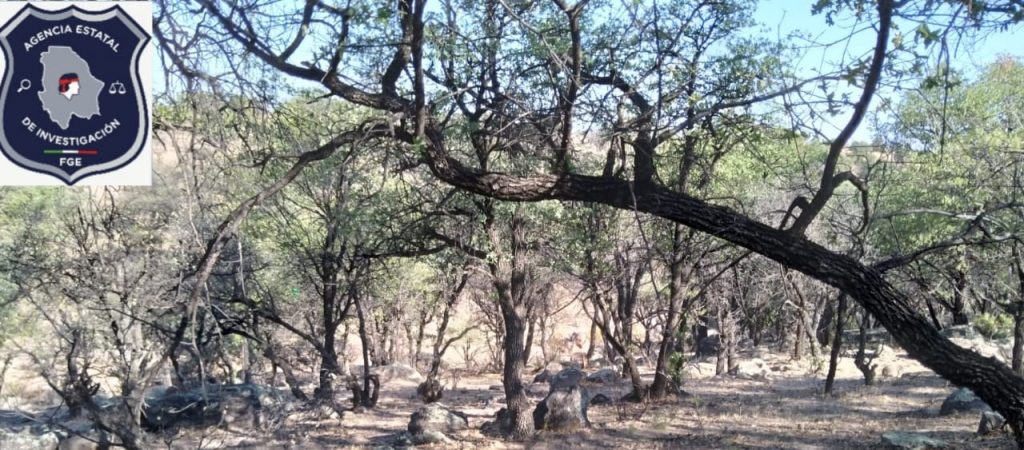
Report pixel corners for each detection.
[753,0,1024,141]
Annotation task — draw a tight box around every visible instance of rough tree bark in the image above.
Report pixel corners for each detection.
[486,206,534,438]
[824,294,847,396]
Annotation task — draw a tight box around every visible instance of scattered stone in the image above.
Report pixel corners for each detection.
[879,363,903,380]
[0,427,60,450]
[533,369,589,431]
[480,407,511,436]
[588,356,610,368]
[977,411,1006,435]
[939,325,977,340]
[873,344,898,360]
[585,367,619,384]
[696,335,721,357]
[371,364,423,383]
[58,431,113,450]
[483,396,504,408]
[525,383,549,397]
[407,403,468,445]
[683,362,718,379]
[880,431,947,449]
[589,393,612,406]
[732,359,771,380]
[939,388,991,416]
[141,383,288,431]
[549,368,586,390]
[532,370,551,384]
[558,355,582,370]
[416,378,444,403]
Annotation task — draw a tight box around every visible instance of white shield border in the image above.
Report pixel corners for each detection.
[0,4,150,185]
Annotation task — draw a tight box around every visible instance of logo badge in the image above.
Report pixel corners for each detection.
[0,4,150,185]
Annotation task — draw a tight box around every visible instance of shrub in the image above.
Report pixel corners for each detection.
[974,312,1014,340]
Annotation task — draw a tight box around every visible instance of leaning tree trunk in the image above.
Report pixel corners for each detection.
[423,139,1024,445]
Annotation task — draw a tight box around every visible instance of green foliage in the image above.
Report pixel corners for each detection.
[974,312,1014,340]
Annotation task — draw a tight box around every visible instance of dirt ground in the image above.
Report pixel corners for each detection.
[142,346,1017,450]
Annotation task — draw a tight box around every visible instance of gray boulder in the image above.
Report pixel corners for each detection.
[532,369,551,384]
[480,407,511,436]
[525,383,548,397]
[977,411,1006,435]
[533,369,589,431]
[696,335,721,357]
[588,356,610,368]
[939,325,977,340]
[407,403,468,445]
[585,368,619,384]
[141,383,287,431]
[880,431,947,449]
[549,368,586,389]
[939,388,991,416]
[733,359,771,380]
[371,364,423,383]
[588,393,612,406]
[0,427,59,450]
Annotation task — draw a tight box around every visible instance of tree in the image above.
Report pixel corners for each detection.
[160,0,1024,443]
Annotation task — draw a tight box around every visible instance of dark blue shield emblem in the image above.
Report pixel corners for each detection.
[0,5,149,185]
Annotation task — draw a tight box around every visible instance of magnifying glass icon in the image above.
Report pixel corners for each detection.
[16,79,30,93]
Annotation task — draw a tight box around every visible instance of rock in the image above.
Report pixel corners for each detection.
[733,359,770,380]
[371,364,423,383]
[558,355,582,370]
[480,407,511,436]
[879,363,903,380]
[549,368,586,390]
[560,361,583,370]
[58,432,113,450]
[141,383,288,431]
[488,384,503,391]
[880,431,947,449]
[416,378,444,403]
[683,362,717,379]
[585,368,619,384]
[977,411,1006,435]
[525,383,548,397]
[696,335,721,357]
[875,344,898,360]
[939,388,991,416]
[589,393,612,406]
[0,427,60,450]
[533,384,589,431]
[483,396,504,408]
[532,370,551,384]
[408,403,468,445]
[939,325,976,340]
[950,338,1011,365]
[588,357,610,368]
